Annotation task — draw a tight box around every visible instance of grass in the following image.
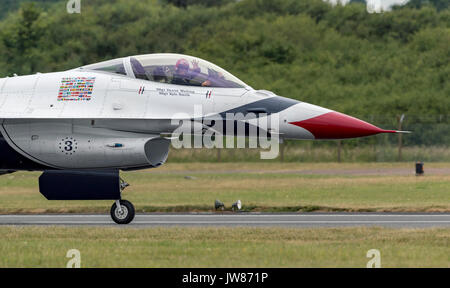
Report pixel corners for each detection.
[168,145,450,162]
[0,163,448,268]
[0,162,449,213]
[0,226,448,268]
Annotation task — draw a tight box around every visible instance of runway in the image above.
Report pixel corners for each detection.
[0,213,449,228]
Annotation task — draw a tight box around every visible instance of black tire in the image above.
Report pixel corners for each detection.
[110,200,135,224]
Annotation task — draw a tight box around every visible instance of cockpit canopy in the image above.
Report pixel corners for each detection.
[80,54,248,89]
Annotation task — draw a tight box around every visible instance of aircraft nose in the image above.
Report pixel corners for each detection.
[289,111,396,139]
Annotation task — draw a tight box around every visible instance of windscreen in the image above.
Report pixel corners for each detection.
[82,58,126,76]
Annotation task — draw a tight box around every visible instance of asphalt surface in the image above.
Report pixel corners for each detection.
[0,213,449,228]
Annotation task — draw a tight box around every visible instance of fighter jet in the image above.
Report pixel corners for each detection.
[0,53,406,224]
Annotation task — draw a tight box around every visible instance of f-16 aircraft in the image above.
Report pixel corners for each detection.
[0,53,406,224]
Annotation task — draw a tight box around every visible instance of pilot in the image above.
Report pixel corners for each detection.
[152,66,168,83]
[171,59,210,87]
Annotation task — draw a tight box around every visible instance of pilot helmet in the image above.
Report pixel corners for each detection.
[175,59,190,73]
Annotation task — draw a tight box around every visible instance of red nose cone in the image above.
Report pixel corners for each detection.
[290,112,396,139]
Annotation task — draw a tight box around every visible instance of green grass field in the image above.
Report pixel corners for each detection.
[0,162,449,213]
[0,162,448,268]
[0,226,448,268]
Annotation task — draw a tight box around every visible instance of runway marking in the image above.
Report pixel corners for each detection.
[1,214,449,227]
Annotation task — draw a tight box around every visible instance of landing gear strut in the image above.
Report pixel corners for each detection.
[110,178,135,224]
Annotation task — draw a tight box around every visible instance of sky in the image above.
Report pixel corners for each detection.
[326,0,411,12]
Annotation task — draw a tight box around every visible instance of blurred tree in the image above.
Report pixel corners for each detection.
[396,0,449,11]
[0,0,62,19]
[0,3,48,75]
[349,0,366,4]
[165,0,188,8]
[162,0,234,8]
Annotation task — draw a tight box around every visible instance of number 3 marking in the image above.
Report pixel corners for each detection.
[65,141,73,152]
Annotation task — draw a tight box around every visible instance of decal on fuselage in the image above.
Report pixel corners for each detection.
[58,77,95,101]
[156,87,195,97]
[58,137,78,156]
[138,86,145,95]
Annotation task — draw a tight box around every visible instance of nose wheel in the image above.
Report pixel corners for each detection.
[110,178,135,224]
[111,199,135,224]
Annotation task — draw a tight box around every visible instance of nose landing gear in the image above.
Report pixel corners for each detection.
[111,199,135,224]
[110,178,135,224]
